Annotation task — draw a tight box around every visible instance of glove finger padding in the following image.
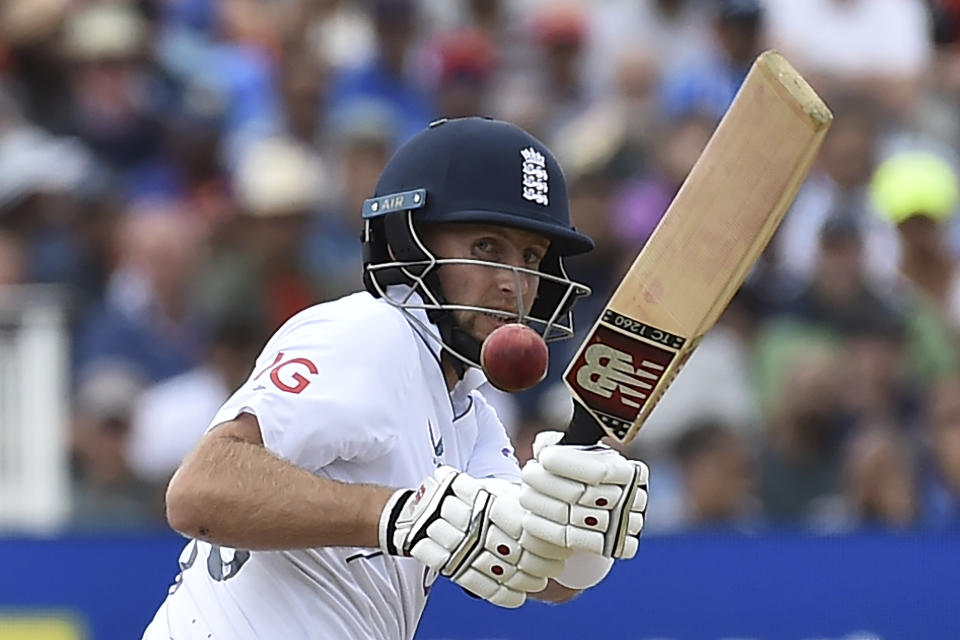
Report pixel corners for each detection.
[579,484,624,508]
[619,536,639,560]
[441,499,472,530]
[517,549,565,578]
[410,538,452,570]
[627,512,644,536]
[505,570,549,593]
[469,549,518,582]
[519,530,573,561]
[426,519,464,551]
[487,586,527,609]
[539,446,638,486]
[520,483,569,523]
[519,438,650,559]
[569,505,609,531]
[380,466,568,608]
[531,430,565,458]
[522,512,605,555]
[521,462,585,503]
[456,568,499,598]
[483,525,521,564]
[487,490,525,539]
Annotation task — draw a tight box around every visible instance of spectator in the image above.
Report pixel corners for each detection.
[61,3,162,171]
[757,216,917,418]
[300,0,377,75]
[778,216,898,334]
[325,0,434,143]
[775,98,899,289]
[921,376,960,528]
[628,298,761,459]
[609,46,662,160]
[127,311,268,485]
[589,0,713,93]
[612,111,715,249]
[306,102,396,299]
[778,218,920,430]
[659,0,767,121]
[758,347,853,526]
[74,204,206,383]
[528,2,591,138]
[870,150,960,383]
[0,230,24,284]
[429,28,498,119]
[0,122,99,290]
[841,316,920,431]
[155,0,286,169]
[195,136,323,330]
[0,0,73,133]
[763,0,933,116]
[872,150,960,325]
[842,426,919,529]
[280,41,328,149]
[671,419,760,530]
[70,363,159,530]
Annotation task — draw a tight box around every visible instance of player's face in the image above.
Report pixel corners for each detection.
[423,223,550,341]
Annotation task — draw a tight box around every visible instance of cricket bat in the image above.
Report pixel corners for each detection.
[561,50,833,446]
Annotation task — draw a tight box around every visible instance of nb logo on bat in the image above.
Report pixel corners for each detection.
[575,343,665,409]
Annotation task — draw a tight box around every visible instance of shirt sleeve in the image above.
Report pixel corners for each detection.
[464,391,522,483]
[208,303,418,471]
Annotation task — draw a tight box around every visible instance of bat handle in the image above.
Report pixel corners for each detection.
[560,402,607,445]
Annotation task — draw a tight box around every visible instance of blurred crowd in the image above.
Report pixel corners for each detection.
[2,0,960,535]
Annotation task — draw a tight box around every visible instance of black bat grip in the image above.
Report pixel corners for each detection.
[560,402,607,445]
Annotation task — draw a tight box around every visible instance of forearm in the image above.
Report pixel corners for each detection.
[166,434,394,550]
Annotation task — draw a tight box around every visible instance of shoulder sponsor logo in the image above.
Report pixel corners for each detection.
[252,352,318,394]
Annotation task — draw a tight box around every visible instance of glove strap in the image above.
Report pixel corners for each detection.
[379,488,414,555]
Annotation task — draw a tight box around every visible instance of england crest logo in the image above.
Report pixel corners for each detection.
[520,147,549,206]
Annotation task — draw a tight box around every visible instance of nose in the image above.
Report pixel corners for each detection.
[494,262,538,312]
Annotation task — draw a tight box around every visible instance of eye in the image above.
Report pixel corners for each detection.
[524,248,545,267]
[472,238,498,258]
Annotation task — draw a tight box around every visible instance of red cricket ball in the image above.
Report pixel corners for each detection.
[480,323,549,393]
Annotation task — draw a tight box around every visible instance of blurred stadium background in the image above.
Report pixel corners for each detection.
[1,0,960,638]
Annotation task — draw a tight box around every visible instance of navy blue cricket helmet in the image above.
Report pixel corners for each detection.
[362,117,594,369]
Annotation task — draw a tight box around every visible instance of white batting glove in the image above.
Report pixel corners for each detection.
[520,431,649,560]
[379,466,569,608]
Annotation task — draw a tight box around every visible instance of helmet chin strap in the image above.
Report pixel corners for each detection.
[443,314,481,380]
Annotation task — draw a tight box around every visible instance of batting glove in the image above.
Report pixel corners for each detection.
[520,431,649,559]
[379,466,569,608]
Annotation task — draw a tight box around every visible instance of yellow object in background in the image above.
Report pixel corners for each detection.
[0,613,84,640]
[870,150,960,224]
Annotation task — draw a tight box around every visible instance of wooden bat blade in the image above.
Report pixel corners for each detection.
[562,50,833,445]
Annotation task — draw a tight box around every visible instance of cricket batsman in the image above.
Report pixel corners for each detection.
[142,117,649,639]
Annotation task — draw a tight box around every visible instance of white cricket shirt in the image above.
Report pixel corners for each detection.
[142,288,521,640]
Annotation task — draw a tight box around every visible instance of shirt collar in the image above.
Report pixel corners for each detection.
[385,284,490,397]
